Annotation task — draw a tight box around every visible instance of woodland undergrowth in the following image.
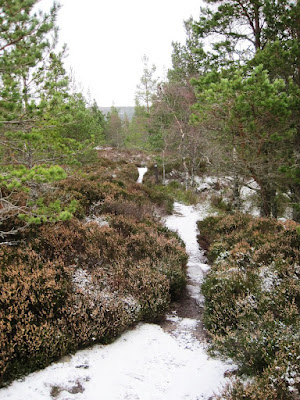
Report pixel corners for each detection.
[0,156,187,386]
[198,213,300,400]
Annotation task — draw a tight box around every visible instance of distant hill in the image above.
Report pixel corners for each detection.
[99,106,135,120]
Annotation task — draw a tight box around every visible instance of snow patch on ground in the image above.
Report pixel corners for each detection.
[85,215,109,227]
[259,265,278,292]
[195,175,262,217]
[137,167,148,183]
[0,323,234,400]
[0,201,235,400]
[72,268,93,293]
[195,176,222,192]
[240,183,260,217]
[165,313,203,351]
[164,202,210,305]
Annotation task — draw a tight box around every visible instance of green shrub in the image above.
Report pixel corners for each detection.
[140,185,174,213]
[220,345,300,400]
[210,194,233,212]
[198,213,300,399]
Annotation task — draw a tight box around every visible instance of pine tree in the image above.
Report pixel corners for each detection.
[135,55,158,113]
[0,1,105,237]
[104,106,124,148]
[193,65,295,217]
[125,103,149,149]
[189,0,300,219]
[0,0,60,121]
[168,18,206,85]
[193,0,296,62]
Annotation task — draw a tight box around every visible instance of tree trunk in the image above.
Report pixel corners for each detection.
[254,2,262,51]
[259,182,277,218]
[190,163,195,188]
[162,150,166,185]
[291,184,300,222]
[291,0,300,222]
[182,158,189,190]
[232,175,241,211]
[154,164,159,184]
[26,143,33,169]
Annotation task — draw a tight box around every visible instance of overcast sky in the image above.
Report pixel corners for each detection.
[41,0,204,106]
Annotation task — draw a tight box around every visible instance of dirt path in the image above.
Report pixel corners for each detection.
[161,202,212,344]
[161,286,208,344]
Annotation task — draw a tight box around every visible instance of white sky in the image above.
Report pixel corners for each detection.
[41,0,204,106]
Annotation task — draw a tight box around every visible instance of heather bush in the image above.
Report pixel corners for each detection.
[138,185,174,214]
[58,176,106,215]
[0,248,71,384]
[0,162,187,386]
[220,347,300,400]
[198,213,300,399]
[102,199,153,220]
[56,159,173,218]
[109,215,187,299]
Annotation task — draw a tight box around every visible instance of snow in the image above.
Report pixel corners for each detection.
[165,314,202,351]
[0,201,235,400]
[259,265,278,292]
[72,268,92,293]
[0,324,233,400]
[137,167,148,183]
[94,146,113,151]
[164,202,211,305]
[194,176,221,192]
[85,215,109,227]
[195,175,262,217]
[239,183,260,217]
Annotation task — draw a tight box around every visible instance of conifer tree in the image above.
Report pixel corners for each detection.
[193,0,296,62]
[104,106,124,148]
[125,103,149,149]
[0,1,104,237]
[135,55,158,113]
[193,66,295,217]
[189,0,300,219]
[168,18,207,85]
[0,0,60,121]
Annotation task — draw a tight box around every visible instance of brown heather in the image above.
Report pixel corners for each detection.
[0,159,187,386]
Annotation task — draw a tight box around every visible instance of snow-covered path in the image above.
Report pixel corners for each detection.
[164,202,211,307]
[0,202,234,400]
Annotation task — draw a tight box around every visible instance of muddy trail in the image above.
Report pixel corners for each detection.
[160,285,208,344]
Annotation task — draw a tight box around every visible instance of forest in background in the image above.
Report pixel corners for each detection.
[104,0,300,224]
[0,1,300,399]
[1,0,300,237]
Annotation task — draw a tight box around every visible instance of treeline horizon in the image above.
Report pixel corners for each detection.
[1,0,299,235]
[106,1,299,223]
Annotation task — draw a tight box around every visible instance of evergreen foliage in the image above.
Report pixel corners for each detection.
[189,0,300,219]
[0,1,106,238]
[135,55,158,113]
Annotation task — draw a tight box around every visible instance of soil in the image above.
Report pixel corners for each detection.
[160,288,209,343]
